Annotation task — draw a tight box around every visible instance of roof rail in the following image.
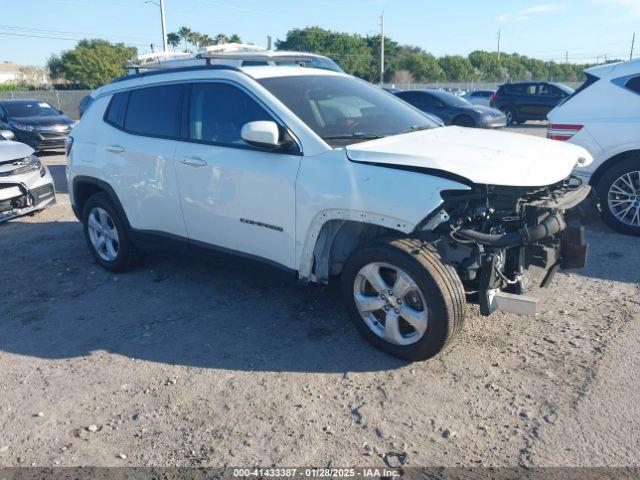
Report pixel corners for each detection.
[111,63,243,84]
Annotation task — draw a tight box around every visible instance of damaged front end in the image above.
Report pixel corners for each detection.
[419,176,591,316]
[0,154,56,223]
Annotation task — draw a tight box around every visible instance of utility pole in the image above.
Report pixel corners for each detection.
[497,29,501,62]
[267,35,272,50]
[379,11,385,85]
[565,51,568,64]
[160,0,168,52]
[631,33,636,61]
[146,0,168,52]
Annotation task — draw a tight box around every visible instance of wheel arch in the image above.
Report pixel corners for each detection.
[589,149,640,188]
[452,114,476,127]
[298,210,416,283]
[72,176,131,229]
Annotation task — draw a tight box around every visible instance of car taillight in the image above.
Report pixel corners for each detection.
[547,124,583,141]
[65,136,74,156]
[489,93,497,102]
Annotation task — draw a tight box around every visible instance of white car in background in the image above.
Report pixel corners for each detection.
[548,59,640,235]
[0,130,56,222]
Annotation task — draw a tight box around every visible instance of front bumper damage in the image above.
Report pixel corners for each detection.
[422,178,591,316]
[0,181,56,223]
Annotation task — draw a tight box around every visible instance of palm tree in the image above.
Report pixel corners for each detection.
[167,32,181,51]
[214,33,228,45]
[228,33,241,44]
[188,32,203,49]
[177,26,192,51]
[199,34,214,48]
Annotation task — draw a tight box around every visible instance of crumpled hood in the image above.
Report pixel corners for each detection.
[0,140,34,162]
[346,126,592,187]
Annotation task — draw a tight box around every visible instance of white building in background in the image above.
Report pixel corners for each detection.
[0,63,21,83]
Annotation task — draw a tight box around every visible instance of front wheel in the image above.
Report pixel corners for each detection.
[596,157,640,236]
[340,238,466,361]
[453,115,476,128]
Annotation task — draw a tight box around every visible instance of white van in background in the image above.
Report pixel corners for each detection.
[548,59,640,236]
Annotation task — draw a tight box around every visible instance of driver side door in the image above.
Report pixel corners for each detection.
[174,82,302,269]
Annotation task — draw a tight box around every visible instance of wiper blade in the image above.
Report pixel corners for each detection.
[397,125,434,135]
[321,132,385,140]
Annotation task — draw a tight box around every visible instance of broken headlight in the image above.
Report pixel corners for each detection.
[9,154,44,176]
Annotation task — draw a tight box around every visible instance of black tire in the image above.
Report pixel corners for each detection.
[82,192,139,272]
[596,157,640,236]
[453,115,476,128]
[340,237,466,362]
[501,106,517,125]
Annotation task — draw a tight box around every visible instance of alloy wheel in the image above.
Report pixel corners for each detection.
[608,170,640,227]
[353,262,429,346]
[87,207,120,262]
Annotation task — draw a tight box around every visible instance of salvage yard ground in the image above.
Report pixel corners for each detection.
[1,124,639,467]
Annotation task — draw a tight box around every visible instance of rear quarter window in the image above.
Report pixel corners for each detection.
[104,92,128,128]
[626,75,640,94]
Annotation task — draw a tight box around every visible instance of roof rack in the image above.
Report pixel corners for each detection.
[126,43,343,74]
[112,64,243,83]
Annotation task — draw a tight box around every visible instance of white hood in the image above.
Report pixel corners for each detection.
[0,140,34,162]
[346,127,592,187]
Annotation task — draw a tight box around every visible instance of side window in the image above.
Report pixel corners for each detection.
[626,75,640,94]
[104,92,129,128]
[526,84,536,95]
[123,84,184,138]
[421,94,441,107]
[188,83,274,146]
[538,84,562,97]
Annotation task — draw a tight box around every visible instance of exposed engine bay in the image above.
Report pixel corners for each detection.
[419,176,591,316]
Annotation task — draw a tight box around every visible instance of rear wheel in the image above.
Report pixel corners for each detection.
[82,192,139,271]
[596,157,640,236]
[340,238,466,361]
[501,106,517,125]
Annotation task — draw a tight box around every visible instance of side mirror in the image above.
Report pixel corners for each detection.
[0,130,15,141]
[241,121,280,148]
[58,110,64,115]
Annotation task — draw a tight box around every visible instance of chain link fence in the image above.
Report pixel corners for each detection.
[383,81,583,91]
[0,90,91,120]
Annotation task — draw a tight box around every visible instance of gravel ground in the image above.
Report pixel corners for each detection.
[1,126,639,468]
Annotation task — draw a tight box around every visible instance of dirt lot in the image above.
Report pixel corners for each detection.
[1,126,639,468]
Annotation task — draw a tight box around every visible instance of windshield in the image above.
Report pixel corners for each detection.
[431,91,472,107]
[3,101,59,118]
[258,75,439,146]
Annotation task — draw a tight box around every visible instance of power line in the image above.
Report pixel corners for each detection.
[0,24,153,42]
[0,31,150,47]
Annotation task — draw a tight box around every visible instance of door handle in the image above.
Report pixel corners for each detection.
[180,156,207,167]
[105,144,124,153]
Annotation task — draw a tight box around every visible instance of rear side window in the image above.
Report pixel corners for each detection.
[105,92,128,127]
[124,84,184,138]
[626,75,640,94]
[188,83,273,147]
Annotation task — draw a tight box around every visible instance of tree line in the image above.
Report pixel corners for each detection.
[43,26,607,89]
[276,27,596,83]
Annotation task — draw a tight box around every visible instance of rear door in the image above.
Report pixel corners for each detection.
[537,83,566,117]
[513,83,538,118]
[98,84,187,237]
[174,81,302,269]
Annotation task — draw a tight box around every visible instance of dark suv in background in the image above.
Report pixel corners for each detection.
[490,81,574,125]
[0,99,77,151]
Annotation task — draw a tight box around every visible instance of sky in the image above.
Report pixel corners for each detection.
[1,0,639,67]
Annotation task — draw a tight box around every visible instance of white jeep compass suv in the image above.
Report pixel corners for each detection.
[67,64,592,361]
